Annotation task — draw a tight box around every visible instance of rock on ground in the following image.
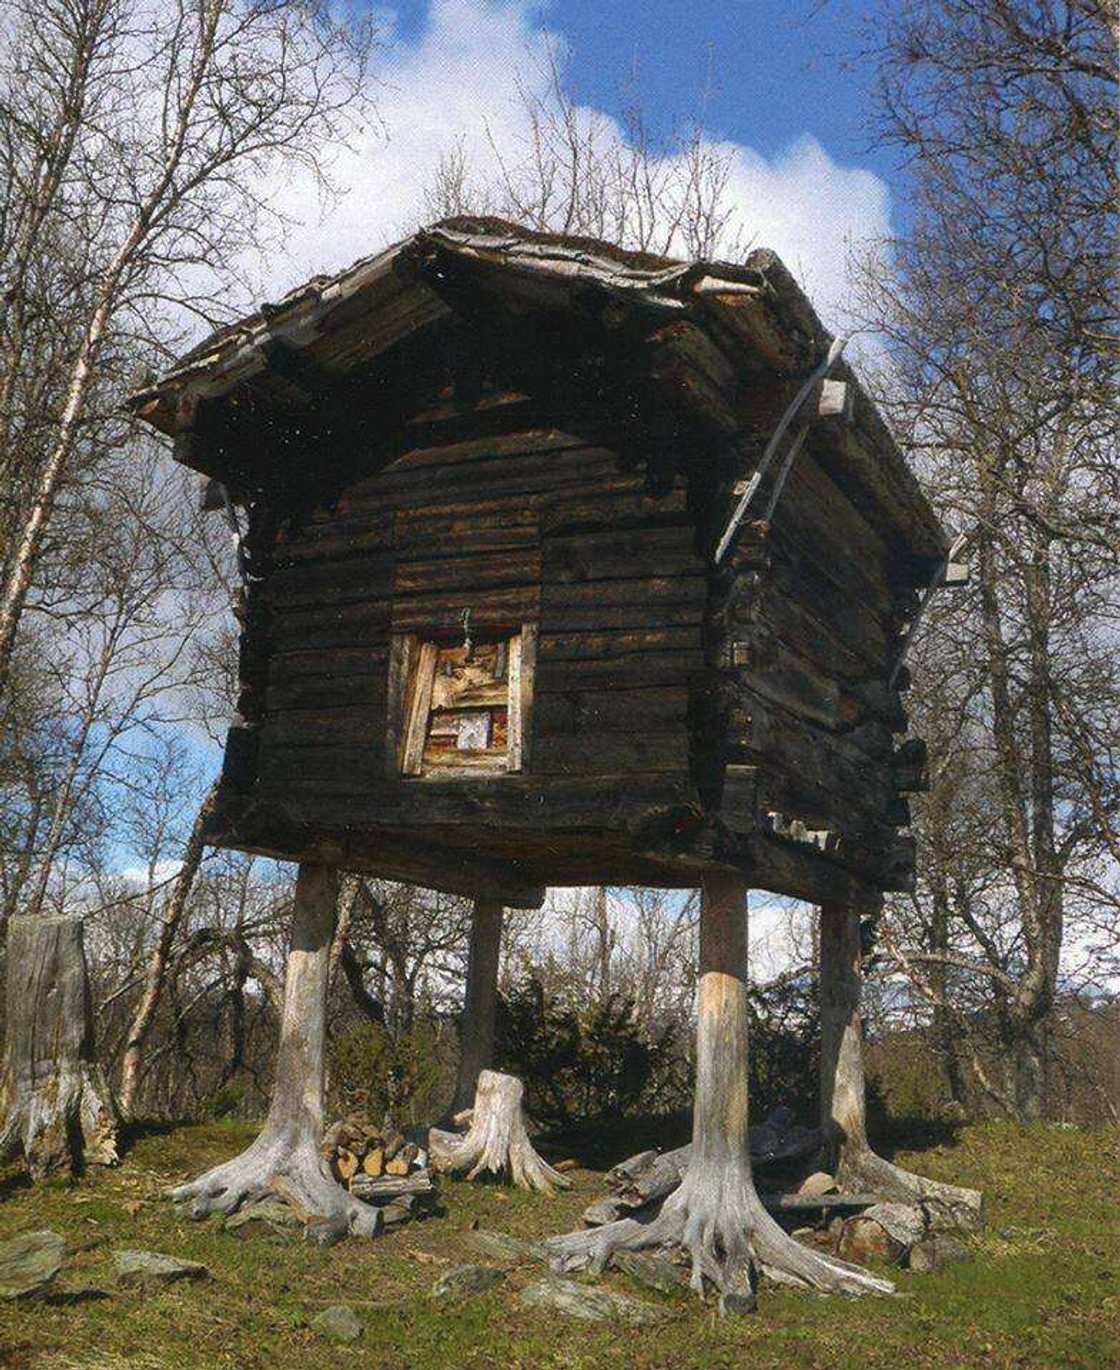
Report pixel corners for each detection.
[0,1231,66,1301]
[310,1305,362,1342]
[431,1263,507,1300]
[518,1275,669,1325]
[908,1235,973,1274]
[798,1171,837,1197]
[113,1250,209,1288]
[461,1228,548,1265]
[611,1250,683,1294]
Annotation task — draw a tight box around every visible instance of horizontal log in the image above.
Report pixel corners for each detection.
[891,737,930,792]
[726,694,892,827]
[258,707,387,749]
[534,687,689,735]
[743,829,880,905]
[352,427,593,486]
[348,1171,435,1201]
[537,650,704,692]
[249,773,699,831]
[393,549,541,597]
[532,731,689,776]
[540,486,688,536]
[265,676,387,713]
[726,630,858,732]
[236,827,543,909]
[391,585,539,633]
[269,602,393,650]
[539,628,699,661]
[543,526,699,585]
[268,646,388,683]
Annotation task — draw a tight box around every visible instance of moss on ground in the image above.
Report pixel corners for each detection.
[0,1119,1116,1369]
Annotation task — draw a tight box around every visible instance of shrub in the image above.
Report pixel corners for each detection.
[328,1020,455,1125]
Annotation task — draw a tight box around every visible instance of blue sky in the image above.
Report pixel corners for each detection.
[258,0,898,335]
[382,0,891,183]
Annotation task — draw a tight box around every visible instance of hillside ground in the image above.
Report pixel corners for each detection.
[0,1118,1116,1369]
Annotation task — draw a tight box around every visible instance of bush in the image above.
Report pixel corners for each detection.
[496,977,687,1129]
[328,1020,456,1125]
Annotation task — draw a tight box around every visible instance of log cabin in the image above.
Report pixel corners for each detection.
[129,217,951,915]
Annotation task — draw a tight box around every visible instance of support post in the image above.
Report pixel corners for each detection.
[453,898,503,1113]
[818,902,983,1228]
[169,864,383,1240]
[548,874,892,1308]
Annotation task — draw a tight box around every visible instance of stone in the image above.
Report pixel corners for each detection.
[310,1305,362,1343]
[837,1217,906,1265]
[518,1275,668,1325]
[862,1203,927,1250]
[0,1231,65,1301]
[224,1200,301,1236]
[798,1171,837,1197]
[461,1228,548,1265]
[908,1235,973,1274]
[582,1196,626,1227]
[113,1249,209,1288]
[432,1263,507,1299]
[611,1250,683,1295]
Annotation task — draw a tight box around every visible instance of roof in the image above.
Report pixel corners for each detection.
[129,216,948,564]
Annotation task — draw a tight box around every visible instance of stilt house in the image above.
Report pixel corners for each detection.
[130,219,951,911]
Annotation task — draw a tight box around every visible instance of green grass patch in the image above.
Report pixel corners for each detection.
[0,1120,1116,1369]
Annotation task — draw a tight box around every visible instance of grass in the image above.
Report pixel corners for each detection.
[0,1117,1117,1369]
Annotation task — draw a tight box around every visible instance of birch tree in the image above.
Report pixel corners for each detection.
[0,0,375,702]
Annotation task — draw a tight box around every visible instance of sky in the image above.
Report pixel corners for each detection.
[257,0,899,335]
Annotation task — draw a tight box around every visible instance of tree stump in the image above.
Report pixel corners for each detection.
[168,865,383,1241]
[547,876,892,1312]
[819,904,983,1231]
[0,916,118,1179]
[429,1069,570,1195]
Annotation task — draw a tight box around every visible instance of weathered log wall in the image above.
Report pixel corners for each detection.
[240,391,705,849]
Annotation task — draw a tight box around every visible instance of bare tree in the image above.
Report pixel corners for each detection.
[0,0,376,702]
[852,0,1118,1120]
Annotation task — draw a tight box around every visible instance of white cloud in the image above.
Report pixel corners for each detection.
[253,0,892,333]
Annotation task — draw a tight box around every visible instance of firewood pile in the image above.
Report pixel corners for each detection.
[321,1115,438,1228]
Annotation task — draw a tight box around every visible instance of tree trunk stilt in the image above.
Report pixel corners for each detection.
[452,898,503,1114]
[818,903,983,1229]
[548,876,892,1311]
[168,864,383,1241]
[0,916,118,1179]
[430,1069,570,1195]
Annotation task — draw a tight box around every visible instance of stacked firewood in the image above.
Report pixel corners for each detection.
[320,1116,437,1227]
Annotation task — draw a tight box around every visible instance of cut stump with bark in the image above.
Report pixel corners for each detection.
[429,1069,570,1195]
[167,865,383,1242]
[0,916,118,1180]
[819,904,983,1232]
[548,876,894,1313]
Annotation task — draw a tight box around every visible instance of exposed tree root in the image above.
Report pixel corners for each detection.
[548,1159,894,1314]
[836,1146,983,1231]
[168,1122,382,1241]
[429,1069,570,1195]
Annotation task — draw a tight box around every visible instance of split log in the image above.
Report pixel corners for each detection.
[0,916,118,1180]
[428,1069,571,1195]
[547,876,893,1313]
[347,1171,434,1201]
